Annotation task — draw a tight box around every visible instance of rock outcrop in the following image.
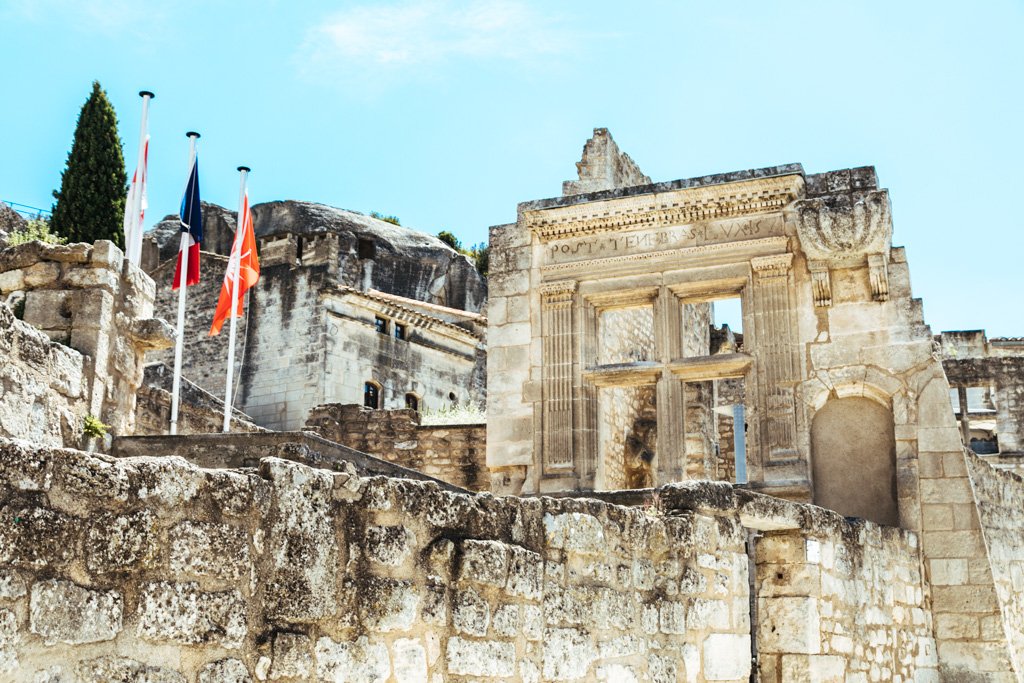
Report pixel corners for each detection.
[143,200,486,313]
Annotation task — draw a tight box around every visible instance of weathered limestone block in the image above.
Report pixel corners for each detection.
[270,632,312,679]
[0,608,16,673]
[136,581,246,648]
[198,659,252,683]
[506,545,544,599]
[86,510,158,573]
[0,571,25,601]
[359,577,420,632]
[452,587,489,636]
[29,579,122,645]
[446,636,516,677]
[76,656,185,683]
[315,635,391,682]
[127,456,203,507]
[261,458,337,623]
[170,520,250,581]
[365,525,414,567]
[543,511,605,554]
[457,538,509,585]
[542,627,598,680]
[702,633,752,680]
[391,637,428,683]
[758,596,821,654]
[0,504,79,570]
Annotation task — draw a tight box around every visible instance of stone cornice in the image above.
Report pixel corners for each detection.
[524,174,804,243]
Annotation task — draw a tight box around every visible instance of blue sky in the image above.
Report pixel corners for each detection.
[1,0,1022,335]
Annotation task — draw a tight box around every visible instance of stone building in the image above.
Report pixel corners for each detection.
[939,330,1024,473]
[143,200,487,431]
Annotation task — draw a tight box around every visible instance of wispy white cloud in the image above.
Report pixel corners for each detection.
[296,0,582,87]
[4,0,172,36]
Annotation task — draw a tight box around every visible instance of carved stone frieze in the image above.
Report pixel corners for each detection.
[793,190,893,306]
[527,175,803,242]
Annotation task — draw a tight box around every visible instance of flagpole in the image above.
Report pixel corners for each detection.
[223,165,250,432]
[127,90,153,266]
[170,131,200,436]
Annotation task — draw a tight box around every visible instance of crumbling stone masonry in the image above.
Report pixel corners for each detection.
[304,403,489,492]
[0,437,947,682]
[0,240,172,445]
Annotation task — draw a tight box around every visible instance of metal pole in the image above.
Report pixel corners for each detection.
[127,90,153,266]
[223,166,250,432]
[170,131,200,436]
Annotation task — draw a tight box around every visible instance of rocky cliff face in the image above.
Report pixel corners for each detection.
[143,200,486,313]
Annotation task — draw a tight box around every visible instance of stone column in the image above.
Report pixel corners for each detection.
[575,299,599,485]
[751,253,799,462]
[541,280,576,474]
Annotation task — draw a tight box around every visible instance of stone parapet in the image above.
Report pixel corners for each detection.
[304,403,488,491]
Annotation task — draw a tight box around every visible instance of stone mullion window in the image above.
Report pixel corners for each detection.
[541,281,577,472]
[655,286,685,483]
[751,254,800,462]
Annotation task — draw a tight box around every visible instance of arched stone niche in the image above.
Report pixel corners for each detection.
[811,396,898,526]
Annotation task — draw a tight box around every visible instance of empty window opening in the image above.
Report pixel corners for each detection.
[296,236,305,263]
[405,393,419,412]
[683,377,746,483]
[374,317,388,335]
[358,238,376,260]
[448,392,458,404]
[597,384,657,491]
[682,295,743,359]
[953,385,1001,454]
[598,305,655,365]
[394,323,407,340]
[364,382,380,409]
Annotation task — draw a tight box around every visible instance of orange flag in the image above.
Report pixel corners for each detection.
[210,193,259,335]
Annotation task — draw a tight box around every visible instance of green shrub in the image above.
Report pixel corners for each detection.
[7,218,66,246]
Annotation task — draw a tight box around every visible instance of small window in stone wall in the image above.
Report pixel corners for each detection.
[448,392,457,405]
[358,238,376,260]
[405,393,419,412]
[374,317,388,335]
[394,323,406,340]
[364,382,380,409]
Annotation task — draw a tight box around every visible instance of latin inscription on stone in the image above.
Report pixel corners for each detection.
[544,215,784,265]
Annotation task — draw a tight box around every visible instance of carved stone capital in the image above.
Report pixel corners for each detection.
[793,189,892,265]
[807,260,832,308]
[751,253,793,278]
[539,280,577,308]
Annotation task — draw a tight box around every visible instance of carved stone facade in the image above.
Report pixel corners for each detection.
[487,138,1022,677]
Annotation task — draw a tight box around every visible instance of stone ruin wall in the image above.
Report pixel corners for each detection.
[304,404,488,492]
[0,240,172,446]
[0,303,87,448]
[966,451,1024,675]
[0,436,945,682]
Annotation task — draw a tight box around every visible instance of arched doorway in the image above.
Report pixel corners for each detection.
[811,397,898,526]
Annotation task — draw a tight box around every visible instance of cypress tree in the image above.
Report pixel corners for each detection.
[51,81,127,247]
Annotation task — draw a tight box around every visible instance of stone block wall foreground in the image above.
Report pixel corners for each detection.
[0,437,955,681]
